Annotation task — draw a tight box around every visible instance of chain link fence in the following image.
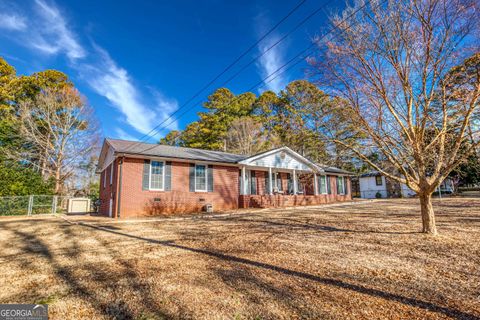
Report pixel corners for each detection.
[0,195,90,216]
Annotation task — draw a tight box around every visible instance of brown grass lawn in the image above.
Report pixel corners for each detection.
[0,198,479,320]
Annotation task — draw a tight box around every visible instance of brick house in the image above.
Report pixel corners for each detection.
[97,138,353,218]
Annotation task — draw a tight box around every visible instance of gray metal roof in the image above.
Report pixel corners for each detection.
[321,166,355,175]
[106,138,247,163]
[105,138,355,175]
[359,171,381,177]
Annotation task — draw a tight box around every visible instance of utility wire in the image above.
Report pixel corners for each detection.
[121,0,308,152]
[122,0,383,157]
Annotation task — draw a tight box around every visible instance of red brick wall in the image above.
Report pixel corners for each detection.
[117,158,239,218]
[239,176,352,208]
[99,157,353,217]
[99,159,118,217]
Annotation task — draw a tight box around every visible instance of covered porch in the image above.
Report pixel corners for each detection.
[237,147,350,209]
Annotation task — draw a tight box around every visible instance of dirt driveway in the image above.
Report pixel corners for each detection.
[0,198,479,319]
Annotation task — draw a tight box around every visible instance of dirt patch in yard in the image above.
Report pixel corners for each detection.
[0,198,479,319]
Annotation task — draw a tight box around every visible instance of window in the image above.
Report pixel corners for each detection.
[149,161,165,190]
[319,175,327,194]
[109,164,113,185]
[276,172,283,191]
[337,176,345,194]
[195,164,207,192]
[375,175,383,186]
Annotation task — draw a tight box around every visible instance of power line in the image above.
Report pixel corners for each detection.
[122,0,308,152]
[122,0,335,152]
[122,0,383,157]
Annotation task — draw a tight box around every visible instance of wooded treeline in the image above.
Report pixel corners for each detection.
[160,80,364,171]
[0,57,99,196]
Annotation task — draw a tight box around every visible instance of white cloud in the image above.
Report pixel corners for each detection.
[0,13,27,31]
[79,46,157,135]
[151,89,179,132]
[32,0,86,60]
[254,16,288,93]
[76,46,178,137]
[0,0,178,138]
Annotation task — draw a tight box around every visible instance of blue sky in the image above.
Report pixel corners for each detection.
[0,0,344,142]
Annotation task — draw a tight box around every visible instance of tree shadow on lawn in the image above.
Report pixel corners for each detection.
[1,220,173,320]
[210,264,326,319]
[212,215,421,235]
[83,223,478,320]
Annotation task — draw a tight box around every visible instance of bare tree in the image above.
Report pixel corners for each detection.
[226,117,273,155]
[310,0,480,234]
[18,88,99,194]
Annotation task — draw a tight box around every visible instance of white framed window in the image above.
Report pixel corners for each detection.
[149,161,165,190]
[109,164,113,185]
[319,175,327,194]
[337,176,345,194]
[195,164,208,192]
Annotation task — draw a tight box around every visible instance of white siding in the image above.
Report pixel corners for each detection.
[359,176,388,198]
[400,183,416,197]
[247,152,312,171]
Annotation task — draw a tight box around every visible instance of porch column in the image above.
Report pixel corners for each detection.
[241,166,246,195]
[313,173,318,195]
[293,169,297,194]
[268,167,273,195]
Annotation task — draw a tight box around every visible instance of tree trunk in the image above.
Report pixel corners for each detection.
[54,166,62,195]
[419,192,437,235]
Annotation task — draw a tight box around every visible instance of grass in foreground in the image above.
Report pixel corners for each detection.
[0,198,479,319]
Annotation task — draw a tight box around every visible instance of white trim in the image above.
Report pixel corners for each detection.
[103,169,107,189]
[317,174,328,194]
[194,163,208,192]
[108,198,113,218]
[238,146,324,173]
[114,153,239,167]
[149,160,165,191]
[109,164,113,185]
[292,169,297,194]
[268,167,273,195]
[240,166,246,195]
[337,176,346,195]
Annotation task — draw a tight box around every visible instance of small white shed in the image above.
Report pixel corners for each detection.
[359,171,454,199]
[67,198,91,214]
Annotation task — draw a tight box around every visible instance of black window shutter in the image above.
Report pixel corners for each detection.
[250,171,256,195]
[345,177,349,194]
[165,161,172,191]
[189,164,195,192]
[207,165,214,192]
[142,160,150,190]
[327,175,332,194]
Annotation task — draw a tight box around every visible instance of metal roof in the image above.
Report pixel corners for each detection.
[106,138,247,163]
[359,171,381,177]
[321,166,355,175]
[104,138,354,175]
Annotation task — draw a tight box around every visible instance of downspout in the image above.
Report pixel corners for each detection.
[116,156,124,218]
